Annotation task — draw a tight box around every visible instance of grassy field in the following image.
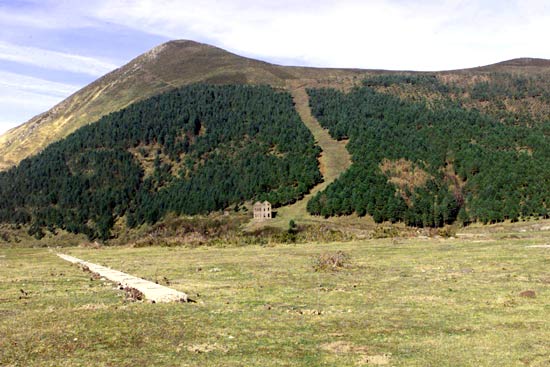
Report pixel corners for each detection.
[2,222,550,366]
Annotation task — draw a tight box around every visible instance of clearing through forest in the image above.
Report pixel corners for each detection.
[258,85,352,228]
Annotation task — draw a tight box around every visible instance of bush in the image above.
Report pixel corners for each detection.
[371,225,400,239]
[288,219,297,233]
[312,251,350,272]
[437,226,456,238]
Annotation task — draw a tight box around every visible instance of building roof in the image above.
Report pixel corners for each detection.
[253,201,271,212]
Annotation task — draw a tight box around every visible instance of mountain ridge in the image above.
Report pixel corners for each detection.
[1,39,550,170]
[2,41,550,240]
[0,40,364,170]
[486,57,550,68]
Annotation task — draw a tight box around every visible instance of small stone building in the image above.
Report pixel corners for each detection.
[253,201,272,220]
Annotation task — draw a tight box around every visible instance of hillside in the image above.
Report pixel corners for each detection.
[0,84,321,240]
[2,41,550,240]
[0,40,363,170]
[307,74,550,225]
[2,41,550,172]
[473,57,550,71]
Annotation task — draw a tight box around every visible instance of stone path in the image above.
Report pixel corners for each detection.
[57,253,190,303]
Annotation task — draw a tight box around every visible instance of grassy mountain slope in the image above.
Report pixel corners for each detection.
[1,40,549,172]
[0,40,363,170]
[2,41,550,238]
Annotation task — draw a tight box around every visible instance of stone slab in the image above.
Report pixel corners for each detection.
[57,253,189,303]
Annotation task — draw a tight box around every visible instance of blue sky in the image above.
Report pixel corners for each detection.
[1,0,549,135]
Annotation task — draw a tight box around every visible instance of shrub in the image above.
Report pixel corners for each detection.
[437,226,456,238]
[371,225,400,239]
[312,251,350,272]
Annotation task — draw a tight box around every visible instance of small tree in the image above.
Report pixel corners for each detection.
[288,219,297,234]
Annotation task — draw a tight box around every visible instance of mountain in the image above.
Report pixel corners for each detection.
[306,73,550,225]
[476,57,550,71]
[0,83,323,240]
[0,40,363,171]
[2,40,550,241]
[1,40,550,171]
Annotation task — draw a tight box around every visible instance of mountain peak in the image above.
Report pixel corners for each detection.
[138,39,220,61]
[496,57,550,67]
[0,40,292,170]
[0,38,548,171]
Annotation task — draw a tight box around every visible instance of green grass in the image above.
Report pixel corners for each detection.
[2,224,550,366]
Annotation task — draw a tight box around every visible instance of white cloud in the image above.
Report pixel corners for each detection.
[0,120,20,136]
[0,89,63,135]
[3,0,549,71]
[1,0,550,135]
[0,89,60,113]
[0,0,97,30]
[0,72,81,134]
[0,71,79,97]
[89,0,550,71]
[0,42,118,76]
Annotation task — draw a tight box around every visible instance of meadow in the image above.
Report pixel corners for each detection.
[1,222,550,366]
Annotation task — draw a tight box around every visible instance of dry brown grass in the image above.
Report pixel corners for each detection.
[380,158,432,204]
[312,250,350,272]
[373,83,446,108]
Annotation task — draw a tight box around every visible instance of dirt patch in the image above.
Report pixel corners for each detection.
[186,343,228,353]
[79,264,102,280]
[380,158,432,205]
[312,251,350,272]
[299,309,323,316]
[284,307,323,316]
[519,290,536,298]
[322,341,355,354]
[322,341,368,354]
[121,286,145,301]
[358,354,391,365]
[322,341,389,365]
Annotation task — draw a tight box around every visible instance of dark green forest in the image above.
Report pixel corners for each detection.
[364,72,550,125]
[0,84,321,240]
[4,73,550,240]
[307,75,550,226]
